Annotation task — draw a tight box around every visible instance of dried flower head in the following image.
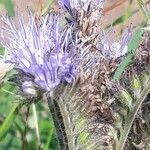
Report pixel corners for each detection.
[59,0,104,12]
[59,0,104,42]
[1,13,77,92]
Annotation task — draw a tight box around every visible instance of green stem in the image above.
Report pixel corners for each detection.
[46,96,66,150]
[32,104,41,149]
[46,87,76,150]
[56,97,76,150]
[116,82,150,150]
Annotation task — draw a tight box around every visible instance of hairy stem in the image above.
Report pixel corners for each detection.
[116,82,150,150]
[47,96,68,150]
[56,97,76,150]
[46,87,76,150]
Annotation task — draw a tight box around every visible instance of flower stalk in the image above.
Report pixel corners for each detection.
[116,75,150,150]
[46,96,68,150]
[45,85,77,150]
[32,104,41,149]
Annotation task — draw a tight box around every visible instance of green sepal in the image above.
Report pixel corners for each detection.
[119,90,133,110]
[131,76,142,96]
[77,131,90,145]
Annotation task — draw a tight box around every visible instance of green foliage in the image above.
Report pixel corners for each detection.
[113,28,144,81]
[44,122,54,150]
[0,82,58,149]
[0,102,21,140]
[113,71,150,150]
[0,83,19,141]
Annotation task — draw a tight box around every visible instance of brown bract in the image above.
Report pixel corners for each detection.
[74,4,103,52]
[73,30,150,149]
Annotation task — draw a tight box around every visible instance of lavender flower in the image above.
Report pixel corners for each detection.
[99,28,133,59]
[1,13,76,92]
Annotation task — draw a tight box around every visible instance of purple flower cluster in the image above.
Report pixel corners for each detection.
[0,1,132,93]
[1,13,76,91]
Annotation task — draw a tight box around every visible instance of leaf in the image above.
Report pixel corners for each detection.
[127,28,144,53]
[44,122,54,150]
[0,102,21,140]
[113,28,144,81]
[113,54,133,81]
